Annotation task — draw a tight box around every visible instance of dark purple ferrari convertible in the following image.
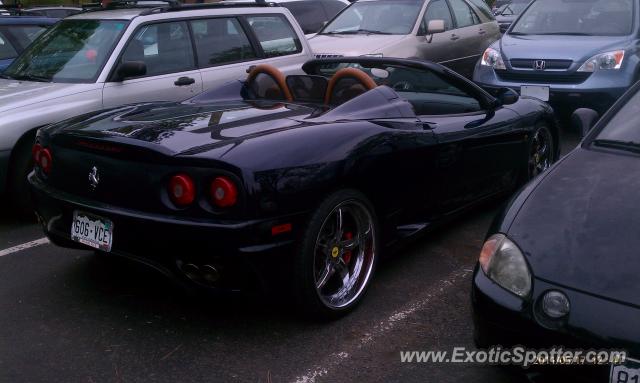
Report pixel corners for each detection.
[29,57,558,317]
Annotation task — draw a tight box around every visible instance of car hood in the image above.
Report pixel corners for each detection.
[309,34,408,56]
[508,147,640,306]
[500,34,628,62]
[0,79,94,113]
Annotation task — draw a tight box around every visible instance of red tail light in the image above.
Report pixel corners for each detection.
[32,144,43,164]
[39,148,52,174]
[210,177,238,208]
[168,174,195,207]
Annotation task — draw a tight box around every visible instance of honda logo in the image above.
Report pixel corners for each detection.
[534,60,546,70]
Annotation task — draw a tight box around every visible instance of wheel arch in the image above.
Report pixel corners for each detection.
[6,126,41,187]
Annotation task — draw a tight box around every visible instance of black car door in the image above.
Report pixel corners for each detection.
[426,106,525,213]
[380,62,527,217]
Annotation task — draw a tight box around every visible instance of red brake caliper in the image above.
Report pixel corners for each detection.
[343,232,353,264]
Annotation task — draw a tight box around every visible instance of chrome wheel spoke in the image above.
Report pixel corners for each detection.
[340,235,361,251]
[316,261,335,290]
[333,208,344,242]
[336,259,350,286]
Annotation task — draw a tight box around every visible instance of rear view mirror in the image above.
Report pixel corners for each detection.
[496,87,519,106]
[427,20,446,35]
[571,108,600,138]
[115,61,146,81]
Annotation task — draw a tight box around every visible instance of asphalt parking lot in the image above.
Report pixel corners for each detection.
[0,129,579,383]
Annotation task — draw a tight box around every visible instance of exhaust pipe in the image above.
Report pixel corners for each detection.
[179,262,221,285]
[201,265,221,283]
[182,263,201,282]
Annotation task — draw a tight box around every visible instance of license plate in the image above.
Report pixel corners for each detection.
[521,85,550,102]
[71,211,113,252]
[611,357,640,383]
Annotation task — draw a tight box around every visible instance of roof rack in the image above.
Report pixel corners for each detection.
[80,0,276,15]
[141,0,277,15]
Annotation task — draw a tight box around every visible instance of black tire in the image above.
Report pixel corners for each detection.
[293,189,379,319]
[7,133,36,218]
[525,122,556,182]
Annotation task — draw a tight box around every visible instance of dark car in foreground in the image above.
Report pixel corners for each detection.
[474,0,638,115]
[29,57,558,317]
[472,84,640,381]
[0,16,56,71]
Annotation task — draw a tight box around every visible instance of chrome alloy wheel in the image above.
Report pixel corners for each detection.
[313,200,376,309]
[529,126,554,178]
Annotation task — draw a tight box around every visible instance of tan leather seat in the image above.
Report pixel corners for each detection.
[324,68,377,105]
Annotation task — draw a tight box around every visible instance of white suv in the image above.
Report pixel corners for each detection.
[0,1,313,212]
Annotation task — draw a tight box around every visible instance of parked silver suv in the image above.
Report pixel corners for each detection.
[309,0,500,78]
[0,1,313,212]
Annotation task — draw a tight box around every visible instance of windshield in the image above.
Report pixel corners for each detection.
[497,2,528,16]
[321,0,423,35]
[595,89,640,145]
[511,0,634,36]
[4,19,128,83]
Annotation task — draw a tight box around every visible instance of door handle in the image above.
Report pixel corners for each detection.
[478,28,487,35]
[174,76,195,86]
[450,34,460,41]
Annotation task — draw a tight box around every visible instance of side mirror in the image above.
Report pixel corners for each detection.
[571,108,600,138]
[427,19,446,35]
[114,61,146,81]
[495,87,519,106]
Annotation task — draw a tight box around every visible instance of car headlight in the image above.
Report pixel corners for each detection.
[479,234,532,298]
[480,47,506,70]
[578,50,625,72]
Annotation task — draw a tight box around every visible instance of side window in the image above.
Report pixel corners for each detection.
[121,21,194,77]
[11,25,47,48]
[421,0,454,33]
[466,0,495,20]
[190,17,257,67]
[448,0,480,28]
[0,30,17,60]
[245,15,302,58]
[386,67,482,115]
[321,0,349,18]
[283,2,326,34]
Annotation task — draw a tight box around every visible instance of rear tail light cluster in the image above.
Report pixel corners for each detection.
[32,143,52,175]
[210,177,238,208]
[167,174,238,209]
[168,174,195,207]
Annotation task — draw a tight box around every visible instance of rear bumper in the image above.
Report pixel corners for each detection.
[29,173,305,290]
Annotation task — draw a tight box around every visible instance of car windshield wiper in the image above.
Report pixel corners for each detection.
[323,29,392,35]
[508,31,529,35]
[536,32,593,36]
[0,73,15,80]
[13,74,51,82]
[593,139,640,154]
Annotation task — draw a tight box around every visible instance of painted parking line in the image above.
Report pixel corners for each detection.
[292,267,473,383]
[0,237,50,257]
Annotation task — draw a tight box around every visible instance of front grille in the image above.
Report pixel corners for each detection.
[510,59,573,70]
[496,70,591,84]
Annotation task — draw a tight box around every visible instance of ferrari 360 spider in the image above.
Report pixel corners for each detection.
[29,57,559,317]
